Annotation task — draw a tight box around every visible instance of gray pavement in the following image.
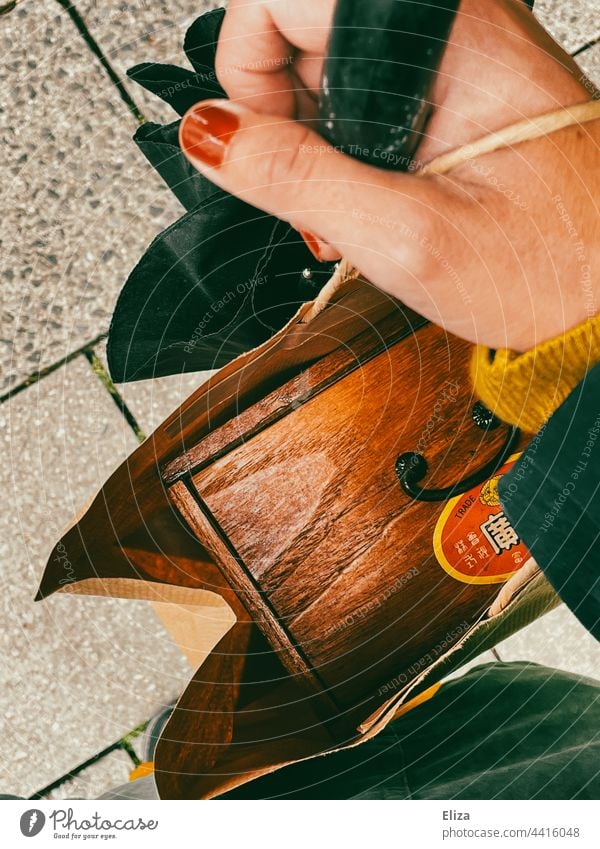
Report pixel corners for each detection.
[0,357,192,798]
[0,0,599,800]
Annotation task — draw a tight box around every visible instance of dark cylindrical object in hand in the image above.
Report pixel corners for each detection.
[319,0,459,170]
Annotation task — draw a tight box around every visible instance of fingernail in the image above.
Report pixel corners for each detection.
[299,230,325,262]
[179,101,240,168]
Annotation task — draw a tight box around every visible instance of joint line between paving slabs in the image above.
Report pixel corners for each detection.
[28,721,149,800]
[0,333,109,405]
[572,33,600,57]
[53,0,146,125]
[82,348,147,443]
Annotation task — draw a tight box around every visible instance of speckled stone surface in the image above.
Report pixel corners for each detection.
[535,0,600,53]
[0,357,191,799]
[0,0,194,394]
[498,604,600,680]
[95,340,211,436]
[117,369,211,435]
[77,0,214,124]
[43,749,133,800]
[575,42,600,90]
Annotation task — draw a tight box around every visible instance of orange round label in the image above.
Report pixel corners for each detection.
[433,455,530,585]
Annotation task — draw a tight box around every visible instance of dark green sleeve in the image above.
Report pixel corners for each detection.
[498,364,600,641]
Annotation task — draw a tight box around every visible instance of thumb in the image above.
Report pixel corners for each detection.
[179,99,463,286]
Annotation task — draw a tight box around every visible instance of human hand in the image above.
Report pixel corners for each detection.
[179,0,599,352]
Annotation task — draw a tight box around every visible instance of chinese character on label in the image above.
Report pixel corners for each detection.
[433,456,531,584]
[454,539,468,555]
[480,511,520,555]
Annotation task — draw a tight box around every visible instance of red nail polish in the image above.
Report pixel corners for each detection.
[179,103,240,168]
[299,230,324,262]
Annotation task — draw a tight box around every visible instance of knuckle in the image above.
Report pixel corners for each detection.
[390,238,431,281]
[389,213,436,279]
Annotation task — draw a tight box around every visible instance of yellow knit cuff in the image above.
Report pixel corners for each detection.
[471,313,600,434]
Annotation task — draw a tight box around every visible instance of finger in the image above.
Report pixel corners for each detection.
[178,99,470,299]
[216,1,296,115]
[292,51,325,97]
[215,0,334,116]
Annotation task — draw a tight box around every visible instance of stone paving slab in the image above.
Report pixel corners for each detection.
[0,356,191,799]
[94,340,211,436]
[43,749,132,801]
[498,604,599,680]
[0,0,185,395]
[77,0,212,125]
[575,42,600,86]
[535,0,600,53]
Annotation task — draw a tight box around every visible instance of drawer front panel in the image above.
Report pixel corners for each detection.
[187,323,520,706]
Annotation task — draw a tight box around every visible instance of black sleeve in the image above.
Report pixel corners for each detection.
[498,363,600,641]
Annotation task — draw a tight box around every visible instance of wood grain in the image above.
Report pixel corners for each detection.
[37,265,532,797]
[37,274,405,603]
[169,479,338,714]
[162,309,426,484]
[178,321,528,709]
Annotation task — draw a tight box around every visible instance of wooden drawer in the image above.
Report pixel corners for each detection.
[164,318,524,715]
